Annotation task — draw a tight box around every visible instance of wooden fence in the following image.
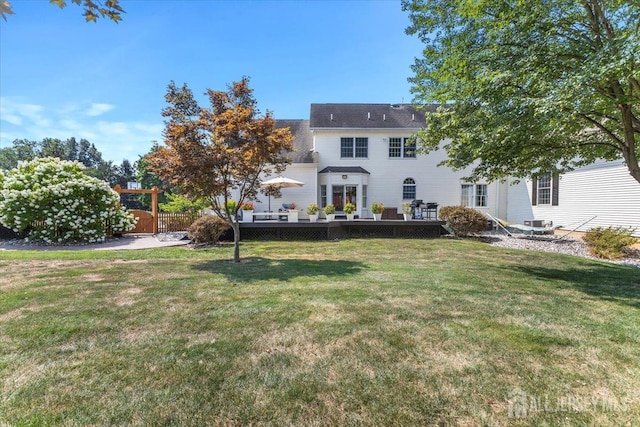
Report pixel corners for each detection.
[157,212,203,233]
[20,212,202,237]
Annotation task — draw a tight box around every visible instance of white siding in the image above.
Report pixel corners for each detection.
[313,130,503,218]
[505,179,536,224]
[506,162,640,236]
[254,164,318,219]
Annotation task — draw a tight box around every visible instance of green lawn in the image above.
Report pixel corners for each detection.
[1,239,638,426]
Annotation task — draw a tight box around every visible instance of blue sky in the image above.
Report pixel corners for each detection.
[0,0,423,162]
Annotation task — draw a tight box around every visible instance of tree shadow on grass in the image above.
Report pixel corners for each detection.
[191,257,366,283]
[512,263,640,309]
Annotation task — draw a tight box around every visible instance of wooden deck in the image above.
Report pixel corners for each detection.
[226,219,448,241]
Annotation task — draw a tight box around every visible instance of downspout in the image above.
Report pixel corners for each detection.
[494,180,500,219]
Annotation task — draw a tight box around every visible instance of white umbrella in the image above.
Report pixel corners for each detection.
[260,176,304,211]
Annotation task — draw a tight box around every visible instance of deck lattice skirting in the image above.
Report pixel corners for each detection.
[221,220,447,241]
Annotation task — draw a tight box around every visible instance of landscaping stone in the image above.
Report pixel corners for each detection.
[484,232,640,268]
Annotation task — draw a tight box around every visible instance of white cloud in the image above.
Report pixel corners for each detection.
[97,121,129,135]
[0,97,50,127]
[0,97,161,161]
[1,114,23,126]
[133,122,164,135]
[60,119,83,131]
[17,104,49,127]
[85,103,115,117]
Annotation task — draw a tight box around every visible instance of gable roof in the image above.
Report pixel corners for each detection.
[310,103,438,129]
[275,119,314,163]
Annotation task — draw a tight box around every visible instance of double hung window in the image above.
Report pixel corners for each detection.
[461,184,488,207]
[389,137,416,158]
[340,137,368,158]
[531,173,559,206]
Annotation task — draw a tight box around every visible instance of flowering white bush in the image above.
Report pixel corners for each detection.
[0,157,137,243]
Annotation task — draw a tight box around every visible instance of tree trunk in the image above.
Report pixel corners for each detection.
[232,220,241,263]
[626,153,640,186]
[619,104,640,185]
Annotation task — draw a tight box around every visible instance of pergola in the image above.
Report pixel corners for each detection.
[113,185,163,234]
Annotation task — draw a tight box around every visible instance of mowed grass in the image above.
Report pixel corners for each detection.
[0,238,638,426]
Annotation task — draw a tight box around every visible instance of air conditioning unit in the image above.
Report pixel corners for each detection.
[524,220,544,227]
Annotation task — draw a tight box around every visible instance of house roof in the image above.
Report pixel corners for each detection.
[275,119,314,163]
[318,166,371,174]
[310,103,438,129]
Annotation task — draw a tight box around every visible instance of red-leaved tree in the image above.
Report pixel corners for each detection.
[148,77,294,262]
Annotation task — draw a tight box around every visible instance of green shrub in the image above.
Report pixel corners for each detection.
[343,202,356,213]
[370,202,384,214]
[583,227,637,259]
[439,205,488,237]
[224,199,238,214]
[159,193,208,214]
[307,203,319,215]
[323,204,335,215]
[0,157,136,243]
[188,215,230,245]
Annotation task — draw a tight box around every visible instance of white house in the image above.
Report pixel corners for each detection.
[506,161,640,237]
[255,103,639,237]
[258,104,506,221]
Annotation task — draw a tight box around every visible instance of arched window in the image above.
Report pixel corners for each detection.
[402,178,416,200]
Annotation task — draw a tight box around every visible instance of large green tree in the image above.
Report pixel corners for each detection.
[0,138,135,190]
[1,0,124,22]
[403,0,640,184]
[136,146,169,209]
[147,78,294,262]
[2,138,105,170]
[0,147,18,171]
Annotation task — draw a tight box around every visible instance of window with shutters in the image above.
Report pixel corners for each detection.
[537,173,552,205]
[531,173,559,206]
